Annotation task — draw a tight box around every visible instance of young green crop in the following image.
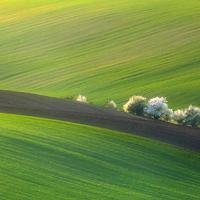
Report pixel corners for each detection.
[0,0,200,108]
[0,113,200,200]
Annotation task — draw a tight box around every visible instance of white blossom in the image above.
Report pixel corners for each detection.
[184,105,200,127]
[173,109,186,124]
[145,97,172,120]
[123,96,147,116]
[107,100,117,109]
[76,95,87,103]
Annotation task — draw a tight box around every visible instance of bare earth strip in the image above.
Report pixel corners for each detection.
[0,90,199,152]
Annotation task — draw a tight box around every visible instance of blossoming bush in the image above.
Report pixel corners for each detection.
[173,109,186,124]
[76,95,87,103]
[123,96,147,116]
[144,97,173,120]
[74,93,200,128]
[106,100,117,109]
[184,105,200,127]
[121,95,200,127]
[163,108,174,122]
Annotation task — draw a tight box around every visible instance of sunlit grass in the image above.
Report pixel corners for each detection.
[1,113,200,200]
[0,0,199,108]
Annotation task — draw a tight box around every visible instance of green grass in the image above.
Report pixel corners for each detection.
[0,0,200,108]
[1,3,199,198]
[0,113,200,200]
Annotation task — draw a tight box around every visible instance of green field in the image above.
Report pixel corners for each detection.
[1,1,200,199]
[0,0,200,108]
[0,113,200,200]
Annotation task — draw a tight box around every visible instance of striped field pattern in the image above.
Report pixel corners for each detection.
[1,113,200,200]
[0,0,200,108]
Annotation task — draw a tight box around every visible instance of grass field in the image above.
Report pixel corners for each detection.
[1,1,200,199]
[0,0,200,108]
[1,113,200,200]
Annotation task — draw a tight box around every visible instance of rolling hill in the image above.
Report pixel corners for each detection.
[1,1,200,199]
[1,113,200,200]
[0,90,200,152]
[0,0,200,108]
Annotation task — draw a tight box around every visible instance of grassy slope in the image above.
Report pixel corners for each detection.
[1,113,200,200]
[0,0,200,108]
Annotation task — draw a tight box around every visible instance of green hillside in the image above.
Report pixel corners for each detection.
[0,113,200,200]
[0,0,200,108]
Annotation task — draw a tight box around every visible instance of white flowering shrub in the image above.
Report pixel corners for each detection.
[163,108,174,122]
[106,100,117,109]
[123,96,147,116]
[184,105,200,127]
[76,95,87,103]
[145,97,173,120]
[173,109,186,124]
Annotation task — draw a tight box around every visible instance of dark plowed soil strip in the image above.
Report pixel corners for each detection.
[0,90,199,152]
